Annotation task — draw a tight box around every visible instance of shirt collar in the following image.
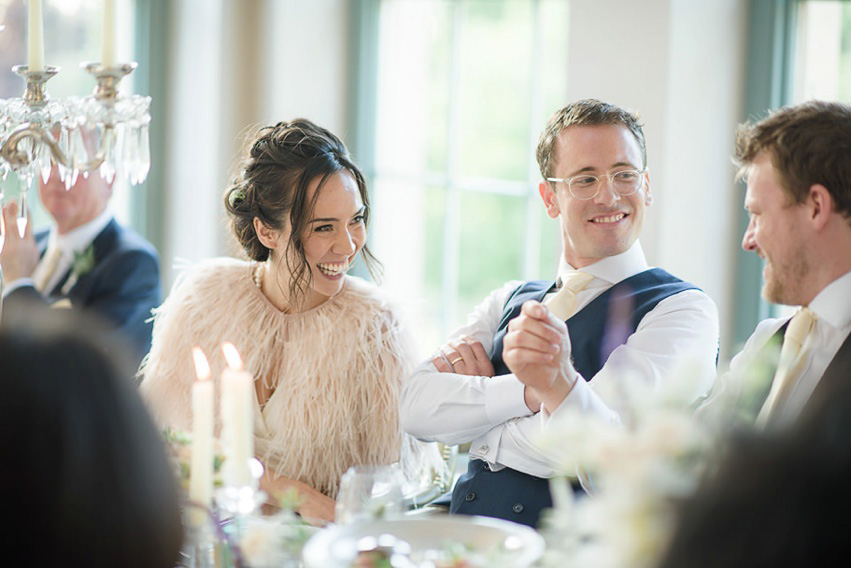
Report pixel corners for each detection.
[807,270,851,331]
[556,241,649,285]
[52,207,113,257]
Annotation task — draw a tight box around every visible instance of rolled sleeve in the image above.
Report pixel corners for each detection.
[484,374,531,424]
[1,277,36,298]
[400,281,531,445]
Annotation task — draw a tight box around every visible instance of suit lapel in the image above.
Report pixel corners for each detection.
[749,322,788,415]
[800,331,851,421]
[47,267,74,298]
[57,220,119,300]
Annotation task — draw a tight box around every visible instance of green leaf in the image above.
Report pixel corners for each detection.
[71,244,96,278]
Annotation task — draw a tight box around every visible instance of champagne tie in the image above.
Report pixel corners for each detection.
[34,245,62,293]
[545,271,594,321]
[756,307,817,426]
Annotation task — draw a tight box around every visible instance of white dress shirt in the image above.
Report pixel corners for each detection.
[707,270,851,429]
[400,242,720,478]
[2,208,113,298]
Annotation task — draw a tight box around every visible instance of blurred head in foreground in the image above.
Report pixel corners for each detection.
[656,418,851,568]
[0,308,183,568]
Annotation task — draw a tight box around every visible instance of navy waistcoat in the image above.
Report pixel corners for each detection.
[450,268,698,527]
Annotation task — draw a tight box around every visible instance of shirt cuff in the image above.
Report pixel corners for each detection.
[1,278,35,298]
[484,374,533,424]
[546,376,621,426]
[555,376,592,415]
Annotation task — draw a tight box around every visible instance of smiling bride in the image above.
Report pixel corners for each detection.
[139,119,444,524]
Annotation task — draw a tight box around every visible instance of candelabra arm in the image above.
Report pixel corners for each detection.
[0,123,106,174]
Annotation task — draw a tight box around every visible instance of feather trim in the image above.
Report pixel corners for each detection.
[140,258,445,498]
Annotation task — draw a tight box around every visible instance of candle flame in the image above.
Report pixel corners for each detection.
[221,341,244,370]
[192,347,211,380]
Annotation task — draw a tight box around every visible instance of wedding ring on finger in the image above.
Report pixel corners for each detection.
[450,356,463,366]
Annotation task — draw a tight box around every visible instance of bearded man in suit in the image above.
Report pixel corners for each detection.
[700,100,851,430]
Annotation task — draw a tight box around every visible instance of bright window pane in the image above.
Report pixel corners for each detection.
[372,0,569,354]
[793,1,851,103]
[375,1,452,177]
[456,190,525,312]
[456,2,534,180]
[538,205,562,278]
[423,186,447,293]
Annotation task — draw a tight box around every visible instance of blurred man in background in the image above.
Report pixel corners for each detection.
[1,165,160,368]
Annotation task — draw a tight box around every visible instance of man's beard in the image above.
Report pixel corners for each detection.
[762,249,810,306]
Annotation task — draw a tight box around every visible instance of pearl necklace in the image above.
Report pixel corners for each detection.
[252,263,264,289]
[253,262,291,314]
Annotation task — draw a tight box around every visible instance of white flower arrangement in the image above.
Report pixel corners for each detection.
[238,503,317,568]
[163,428,320,566]
[535,361,726,568]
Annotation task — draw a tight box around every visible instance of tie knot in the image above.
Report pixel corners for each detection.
[786,307,816,347]
[559,271,594,293]
[545,272,594,321]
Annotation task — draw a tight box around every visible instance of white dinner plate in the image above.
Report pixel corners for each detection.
[302,515,545,568]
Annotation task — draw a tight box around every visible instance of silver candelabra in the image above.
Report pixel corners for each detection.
[0,58,151,316]
[0,60,151,233]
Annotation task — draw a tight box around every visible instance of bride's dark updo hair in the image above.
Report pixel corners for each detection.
[224,119,379,302]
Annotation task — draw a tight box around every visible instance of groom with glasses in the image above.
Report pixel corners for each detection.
[401,98,719,528]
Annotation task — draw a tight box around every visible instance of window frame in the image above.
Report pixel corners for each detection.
[732,0,799,348]
[132,0,170,253]
[348,0,562,343]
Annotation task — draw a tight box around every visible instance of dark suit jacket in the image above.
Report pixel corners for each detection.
[2,219,161,368]
[797,332,851,439]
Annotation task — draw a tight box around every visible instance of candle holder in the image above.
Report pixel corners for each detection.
[0,58,152,197]
[215,458,267,520]
[0,65,62,173]
[214,457,267,567]
[83,62,137,102]
[13,64,58,109]
[181,505,218,568]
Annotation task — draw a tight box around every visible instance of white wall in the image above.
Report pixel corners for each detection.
[659,0,747,362]
[163,0,225,283]
[264,0,350,135]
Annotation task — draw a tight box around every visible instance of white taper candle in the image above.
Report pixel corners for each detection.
[189,347,214,527]
[28,0,44,72]
[220,342,255,488]
[101,0,116,67]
